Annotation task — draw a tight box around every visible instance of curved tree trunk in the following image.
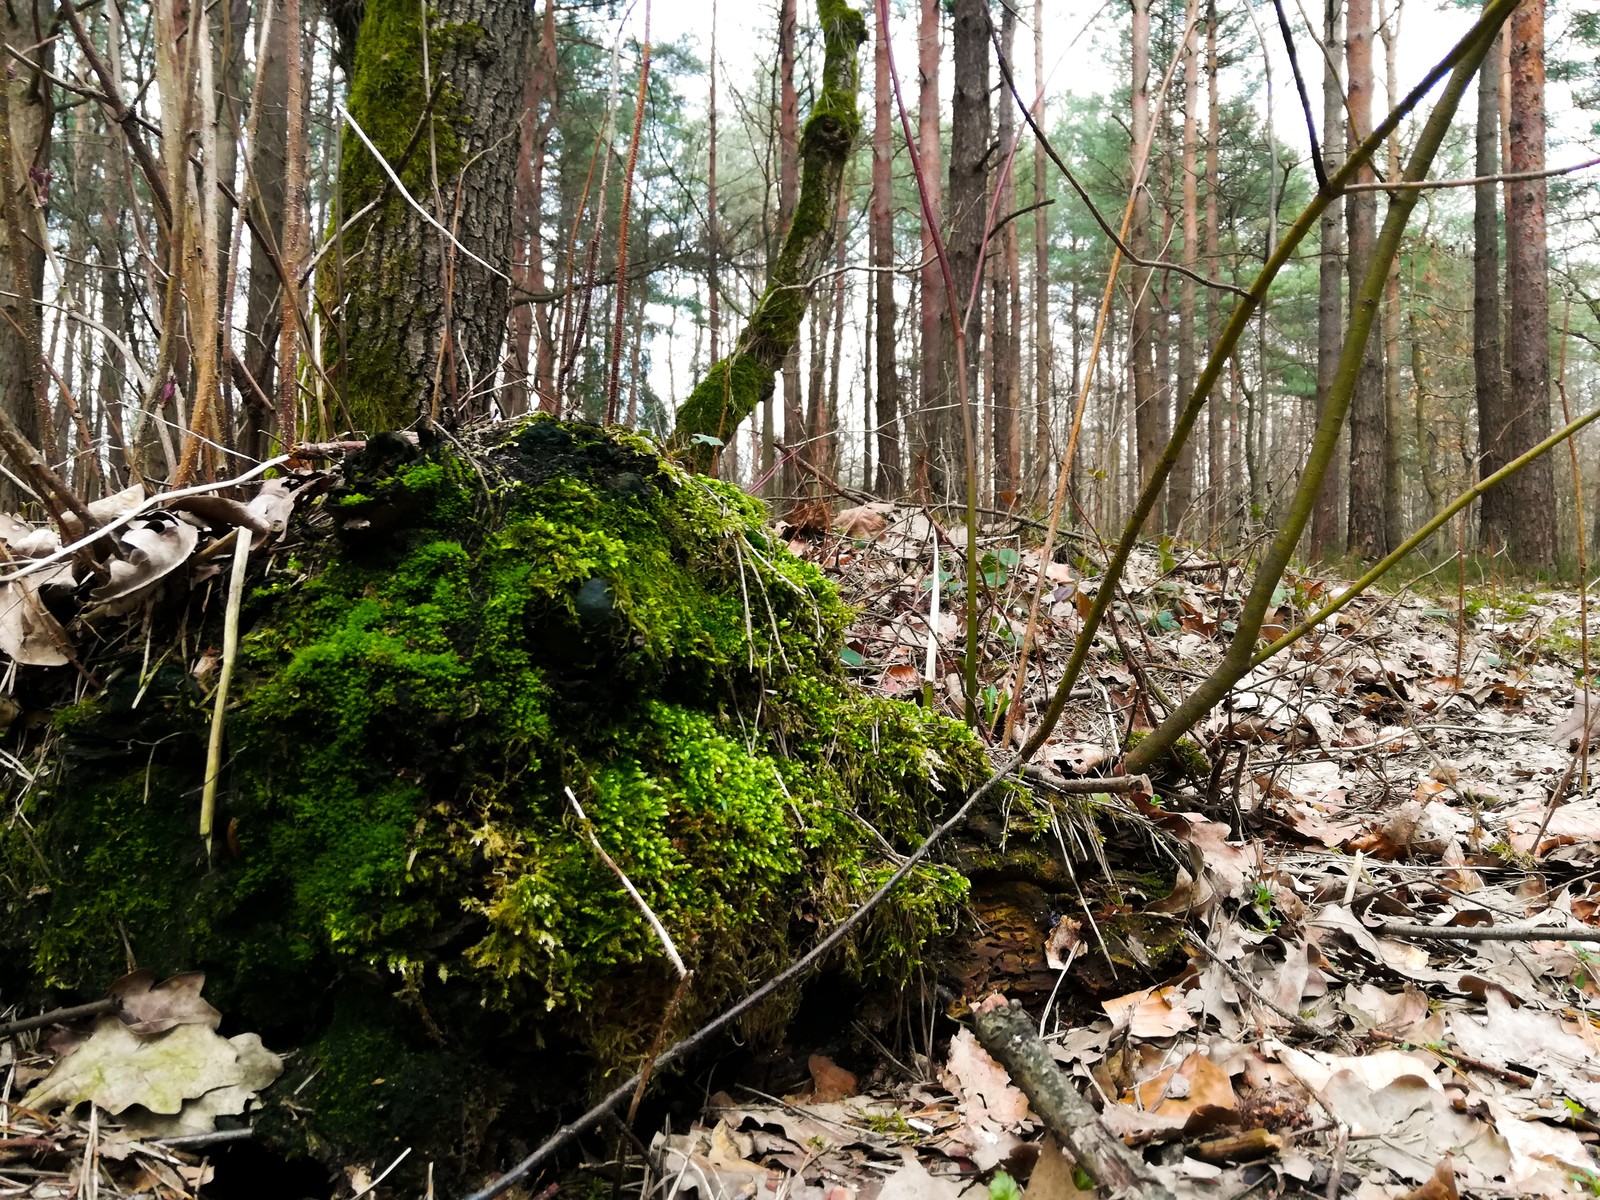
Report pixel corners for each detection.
[673,0,866,472]
[332,0,532,431]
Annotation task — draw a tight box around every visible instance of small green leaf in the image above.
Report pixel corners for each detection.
[839,647,866,668]
[690,433,725,447]
[988,1171,1022,1200]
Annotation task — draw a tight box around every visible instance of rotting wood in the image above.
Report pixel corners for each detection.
[970,994,1176,1200]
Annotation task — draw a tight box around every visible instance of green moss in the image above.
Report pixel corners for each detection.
[1123,730,1210,783]
[2,419,992,1177]
[673,2,866,468]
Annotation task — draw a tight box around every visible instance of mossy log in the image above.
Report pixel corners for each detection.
[0,420,995,1185]
[671,0,866,470]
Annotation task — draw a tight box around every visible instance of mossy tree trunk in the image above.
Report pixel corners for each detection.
[673,0,866,473]
[331,0,531,432]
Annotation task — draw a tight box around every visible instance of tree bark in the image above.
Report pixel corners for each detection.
[1344,0,1386,558]
[778,0,802,501]
[673,0,867,470]
[990,2,1019,509]
[915,0,946,499]
[1379,0,1404,553]
[0,0,53,509]
[506,0,558,418]
[872,5,901,494]
[245,0,287,453]
[1204,0,1223,537]
[1308,0,1345,556]
[947,0,989,501]
[1474,19,1507,551]
[1502,0,1555,566]
[1171,8,1199,532]
[1031,0,1051,508]
[333,0,532,431]
[1129,0,1162,523]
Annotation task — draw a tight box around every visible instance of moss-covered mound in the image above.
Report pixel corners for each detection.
[1,419,990,1177]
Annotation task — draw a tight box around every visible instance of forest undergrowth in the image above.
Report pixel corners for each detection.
[6,437,1600,1199]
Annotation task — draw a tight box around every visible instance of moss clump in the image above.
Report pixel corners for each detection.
[1123,730,1211,784]
[2,419,991,1178]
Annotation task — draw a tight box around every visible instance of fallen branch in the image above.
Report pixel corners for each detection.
[971,995,1175,1200]
[0,997,119,1039]
[1363,923,1600,943]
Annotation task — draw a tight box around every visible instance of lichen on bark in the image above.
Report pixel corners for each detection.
[672,0,866,469]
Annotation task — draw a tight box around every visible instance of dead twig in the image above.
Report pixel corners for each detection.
[971,995,1176,1200]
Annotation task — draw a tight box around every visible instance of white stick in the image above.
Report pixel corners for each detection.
[200,523,252,854]
[566,786,687,978]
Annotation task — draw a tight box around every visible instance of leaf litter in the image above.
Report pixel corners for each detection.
[633,509,1600,1200]
[9,491,1600,1197]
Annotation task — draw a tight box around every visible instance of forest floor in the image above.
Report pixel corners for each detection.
[8,499,1600,1199]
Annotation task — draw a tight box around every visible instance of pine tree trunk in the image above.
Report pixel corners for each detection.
[1474,20,1507,550]
[0,0,53,509]
[872,7,901,494]
[947,0,989,504]
[1308,0,1345,556]
[777,0,804,501]
[1344,0,1386,557]
[914,0,946,499]
[990,3,1020,509]
[1503,0,1555,566]
[333,0,531,430]
[1379,0,1404,552]
[1170,5,1199,534]
[1031,0,1051,508]
[1204,0,1223,538]
[1128,0,1161,523]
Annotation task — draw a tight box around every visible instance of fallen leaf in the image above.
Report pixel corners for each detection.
[807,1053,857,1103]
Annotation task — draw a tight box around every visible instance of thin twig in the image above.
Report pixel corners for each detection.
[565,787,685,978]
[334,103,509,282]
[0,997,119,1038]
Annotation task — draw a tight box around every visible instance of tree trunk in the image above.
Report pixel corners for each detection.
[1474,19,1507,551]
[333,0,531,430]
[507,0,558,418]
[1344,0,1386,558]
[1308,0,1345,556]
[872,5,901,494]
[990,2,1019,509]
[673,0,867,470]
[245,0,286,453]
[1128,0,1162,523]
[0,0,53,509]
[1170,6,1199,535]
[1031,0,1051,508]
[1379,0,1404,552]
[1204,0,1223,537]
[1502,0,1555,566]
[915,0,946,499]
[947,0,989,499]
[778,0,803,501]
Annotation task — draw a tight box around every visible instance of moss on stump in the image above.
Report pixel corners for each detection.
[0,420,990,1180]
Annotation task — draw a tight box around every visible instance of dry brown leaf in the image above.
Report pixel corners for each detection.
[109,970,221,1035]
[1102,985,1194,1038]
[806,1053,857,1103]
[942,1027,1030,1131]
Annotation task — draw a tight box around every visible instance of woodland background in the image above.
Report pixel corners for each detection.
[0,0,1593,567]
